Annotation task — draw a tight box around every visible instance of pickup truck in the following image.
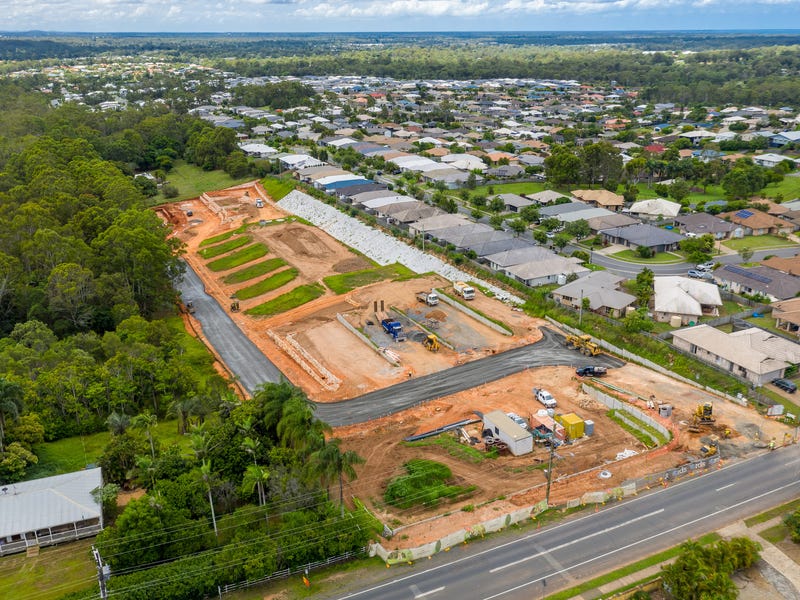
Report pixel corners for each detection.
[576,365,607,377]
[532,387,557,409]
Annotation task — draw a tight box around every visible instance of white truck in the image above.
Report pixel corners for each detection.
[416,290,439,306]
[454,281,476,300]
[533,387,557,409]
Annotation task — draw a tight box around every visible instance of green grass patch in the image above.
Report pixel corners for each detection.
[223,258,288,284]
[723,235,797,251]
[438,290,514,334]
[543,532,720,600]
[207,243,269,271]
[384,459,477,509]
[611,249,685,264]
[0,538,96,600]
[152,160,253,203]
[323,263,418,294]
[245,283,325,317]
[200,230,236,247]
[235,268,298,300]
[261,176,298,201]
[763,175,800,200]
[470,182,549,197]
[759,523,789,544]
[405,434,488,464]
[745,498,800,527]
[607,409,670,448]
[198,235,252,259]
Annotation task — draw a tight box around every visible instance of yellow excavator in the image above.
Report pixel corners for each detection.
[688,402,715,432]
[565,334,602,356]
[423,334,441,352]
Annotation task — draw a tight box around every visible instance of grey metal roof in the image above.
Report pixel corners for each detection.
[0,468,102,539]
[599,223,685,246]
[540,201,590,217]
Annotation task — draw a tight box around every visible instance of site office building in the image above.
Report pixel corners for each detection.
[482,410,533,456]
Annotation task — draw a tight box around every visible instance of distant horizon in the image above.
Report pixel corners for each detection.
[3,28,800,35]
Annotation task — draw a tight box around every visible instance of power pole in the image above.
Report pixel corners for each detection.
[544,436,556,507]
[92,546,110,600]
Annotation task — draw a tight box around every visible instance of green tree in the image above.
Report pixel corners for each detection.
[635,268,655,308]
[199,459,219,538]
[519,205,540,224]
[46,262,96,330]
[545,146,581,185]
[533,229,548,245]
[242,464,270,507]
[580,141,623,187]
[508,218,528,236]
[132,411,158,460]
[553,233,571,251]
[0,442,38,483]
[310,438,365,517]
[679,234,715,264]
[489,214,505,230]
[623,308,654,333]
[0,378,24,453]
[740,247,754,262]
[668,179,691,203]
[565,219,591,240]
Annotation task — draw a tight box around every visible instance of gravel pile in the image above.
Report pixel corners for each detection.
[278,190,524,304]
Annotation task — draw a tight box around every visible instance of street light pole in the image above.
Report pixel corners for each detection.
[545,437,556,507]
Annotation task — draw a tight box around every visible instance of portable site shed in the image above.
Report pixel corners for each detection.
[529,414,566,441]
[482,410,533,456]
[555,413,585,440]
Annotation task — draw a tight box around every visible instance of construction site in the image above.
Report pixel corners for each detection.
[162,183,796,551]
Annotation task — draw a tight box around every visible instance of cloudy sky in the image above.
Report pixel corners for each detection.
[2,0,800,32]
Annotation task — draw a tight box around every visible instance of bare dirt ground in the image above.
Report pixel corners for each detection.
[161,184,794,555]
[335,362,794,549]
[164,186,544,402]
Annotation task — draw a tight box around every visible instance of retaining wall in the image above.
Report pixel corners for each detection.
[437,289,513,336]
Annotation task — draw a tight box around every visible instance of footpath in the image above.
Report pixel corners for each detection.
[570,514,800,599]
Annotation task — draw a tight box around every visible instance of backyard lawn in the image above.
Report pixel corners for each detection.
[470,181,550,198]
[723,235,797,251]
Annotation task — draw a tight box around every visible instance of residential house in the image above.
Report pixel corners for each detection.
[718,209,794,236]
[599,223,685,253]
[526,190,572,205]
[772,131,800,146]
[627,198,682,221]
[408,213,471,237]
[714,264,800,302]
[571,189,625,212]
[586,213,640,234]
[495,193,534,213]
[761,255,800,276]
[483,246,559,271]
[772,297,800,337]
[672,325,798,385]
[673,213,738,240]
[752,153,798,168]
[551,271,636,318]
[0,468,103,556]
[504,257,589,287]
[653,276,722,325]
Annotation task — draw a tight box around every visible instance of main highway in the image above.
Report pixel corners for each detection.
[330,444,800,600]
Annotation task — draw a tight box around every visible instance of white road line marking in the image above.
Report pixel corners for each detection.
[715,483,735,491]
[415,586,445,598]
[490,509,664,573]
[785,458,800,465]
[480,479,800,600]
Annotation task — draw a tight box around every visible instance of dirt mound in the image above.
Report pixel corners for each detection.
[332,257,371,273]
[426,309,447,321]
[272,224,330,257]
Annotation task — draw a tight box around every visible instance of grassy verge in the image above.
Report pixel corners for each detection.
[261,176,298,201]
[152,160,253,203]
[235,268,299,300]
[611,249,684,264]
[405,434,488,464]
[543,532,720,600]
[759,523,789,544]
[198,235,252,259]
[0,538,96,600]
[245,283,325,317]
[207,243,269,271]
[323,263,418,294]
[745,498,800,527]
[223,258,288,284]
[384,459,477,509]
[438,290,514,334]
[607,409,669,448]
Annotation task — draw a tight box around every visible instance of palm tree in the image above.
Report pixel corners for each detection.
[189,425,211,460]
[277,396,330,452]
[132,411,158,459]
[106,411,130,436]
[167,396,196,435]
[0,378,23,453]
[310,438,364,517]
[241,464,270,507]
[199,459,218,538]
[135,454,157,489]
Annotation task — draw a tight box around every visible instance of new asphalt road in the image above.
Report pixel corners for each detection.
[332,444,800,600]
[178,260,622,425]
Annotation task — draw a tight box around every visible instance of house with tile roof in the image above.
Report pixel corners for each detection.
[720,209,795,236]
[551,271,636,318]
[571,189,625,212]
[772,297,800,337]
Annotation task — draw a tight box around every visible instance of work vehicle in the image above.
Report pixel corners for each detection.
[416,290,439,306]
[700,435,720,457]
[773,378,797,394]
[381,319,406,342]
[565,334,602,356]
[687,269,714,280]
[575,365,607,377]
[506,412,529,430]
[533,387,557,409]
[423,334,440,352]
[688,402,715,432]
[454,282,476,300]
[185,300,196,314]
[230,300,240,312]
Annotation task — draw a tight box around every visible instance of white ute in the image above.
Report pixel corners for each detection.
[532,387,557,409]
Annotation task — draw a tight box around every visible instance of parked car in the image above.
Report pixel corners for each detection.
[688,269,714,280]
[576,365,607,377]
[696,262,715,272]
[506,412,529,430]
[773,378,797,394]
